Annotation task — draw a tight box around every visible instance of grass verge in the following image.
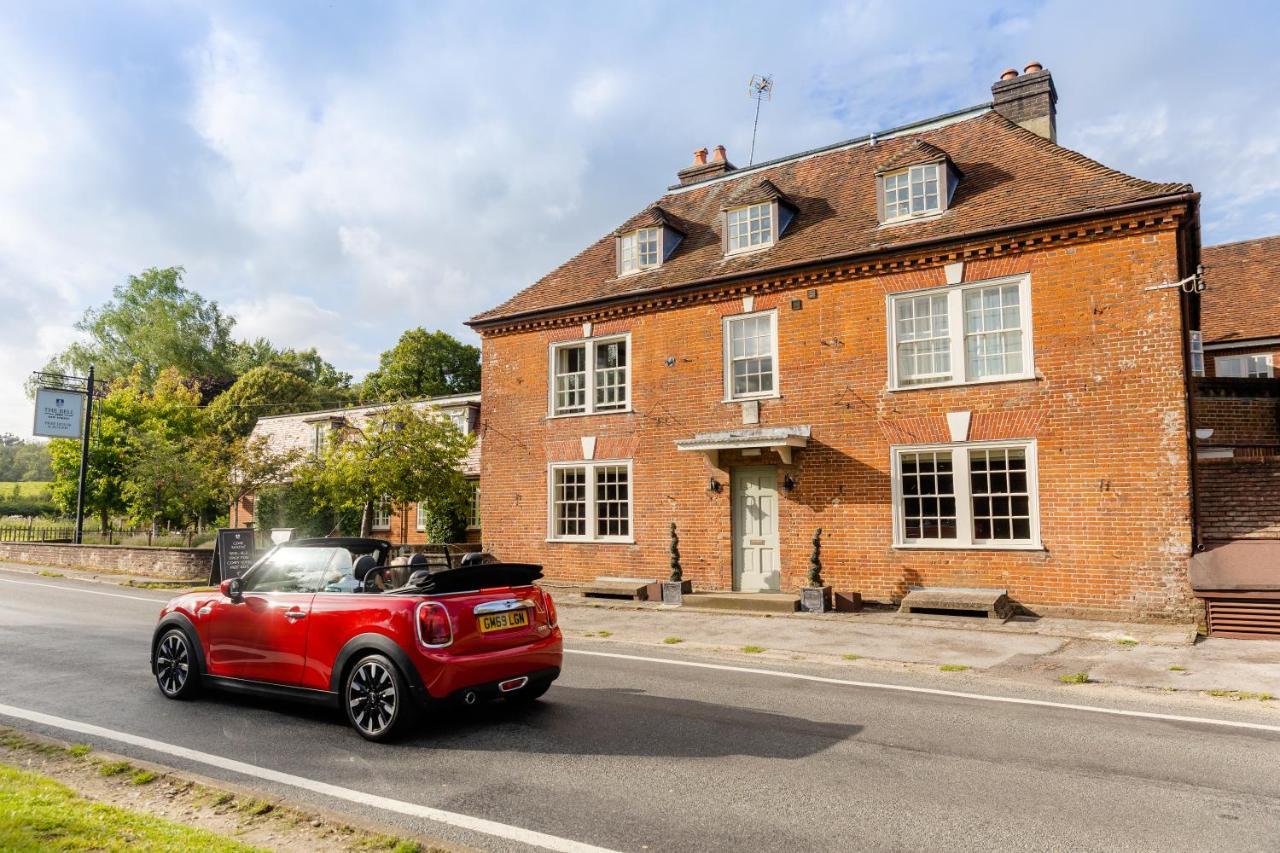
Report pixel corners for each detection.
[0,761,261,852]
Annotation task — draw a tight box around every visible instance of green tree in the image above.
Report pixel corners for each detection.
[0,435,52,481]
[197,434,304,527]
[298,402,473,537]
[206,366,318,439]
[229,338,354,400]
[362,329,480,401]
[39,267,237,391]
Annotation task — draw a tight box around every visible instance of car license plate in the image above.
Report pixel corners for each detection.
[478,609,529,633]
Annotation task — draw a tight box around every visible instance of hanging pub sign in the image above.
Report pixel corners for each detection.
[32,387,85,439]
[209,527,257,585]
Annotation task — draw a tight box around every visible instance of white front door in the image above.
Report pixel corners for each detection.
[732,466,780,592]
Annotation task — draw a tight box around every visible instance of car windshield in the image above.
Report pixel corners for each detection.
[242,546,355,594]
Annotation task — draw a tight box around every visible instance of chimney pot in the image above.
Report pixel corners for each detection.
[693,148,709,165]
[1000,68,1019,81]
[1023,61,1043,74]
[712,145,727,163]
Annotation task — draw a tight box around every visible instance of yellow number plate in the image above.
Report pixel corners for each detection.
[478,609,529,633]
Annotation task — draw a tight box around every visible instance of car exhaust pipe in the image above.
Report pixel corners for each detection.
[463,690,478,706]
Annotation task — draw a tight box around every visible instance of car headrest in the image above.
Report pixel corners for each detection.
[459,551,488,566]
[407,553,428,569]
[352,554,379,581]
[407,569,432,587]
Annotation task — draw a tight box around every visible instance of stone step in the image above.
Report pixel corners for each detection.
[898,586,1014,621]
[582,576,658,601]
[682,592,800,614]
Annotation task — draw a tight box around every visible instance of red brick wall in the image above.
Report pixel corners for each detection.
[1198,457,1280,540]
[479,226,1196,620]
[1193,395,1280,448]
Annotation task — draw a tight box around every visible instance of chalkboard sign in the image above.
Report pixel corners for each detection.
[209,528,257,585]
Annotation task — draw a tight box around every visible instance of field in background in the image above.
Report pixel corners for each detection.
[0,481,51,498]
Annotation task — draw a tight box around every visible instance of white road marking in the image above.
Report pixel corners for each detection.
[0,702,618,853]
[566,648,1280,735]
[0,575,165,604]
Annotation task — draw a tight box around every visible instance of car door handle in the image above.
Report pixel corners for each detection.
[284,610,307,621]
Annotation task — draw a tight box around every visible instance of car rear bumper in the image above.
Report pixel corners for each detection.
[439,666,561,706]
[412,631,563,702]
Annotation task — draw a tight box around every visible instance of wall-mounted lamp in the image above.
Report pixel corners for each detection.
[708,478,722,494]
[783,475,797,492]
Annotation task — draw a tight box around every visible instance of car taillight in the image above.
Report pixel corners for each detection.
[416,602,452,648]
[543,592,557,628]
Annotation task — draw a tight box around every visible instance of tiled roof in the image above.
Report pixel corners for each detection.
[1201,235,1280,344]
[248,396,482,477]
[874,138,952,174]
[616,204,681,236]
[470,110,1189,326]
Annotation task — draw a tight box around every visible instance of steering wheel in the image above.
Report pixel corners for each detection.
[361,568,385,593]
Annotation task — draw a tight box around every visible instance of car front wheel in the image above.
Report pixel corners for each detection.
[154,629,199,700]
[344,654,414,742]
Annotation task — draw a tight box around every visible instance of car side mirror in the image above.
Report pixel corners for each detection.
[220,577,243,603]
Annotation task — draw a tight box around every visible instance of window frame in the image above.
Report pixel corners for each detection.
[547,333,632,418]
[722,309,780,402]
[617,227,663,276]
[372,496,392,531]
[881,163,944,224]
[546,459,634,544]
[886,274,1035,392]
[465,478,481,530]
[415,500,427,532]
[724,201,776,255]
[890,440,1042,550]
[1214,353,1274,378]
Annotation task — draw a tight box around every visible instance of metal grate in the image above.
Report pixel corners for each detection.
[1206,597,1280,640]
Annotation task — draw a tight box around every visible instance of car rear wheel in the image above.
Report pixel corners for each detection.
[154,629,199,700]
[344,654,414,742]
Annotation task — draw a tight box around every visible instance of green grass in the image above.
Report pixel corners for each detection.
[1116,638,1139,647]
[1208,689,1274,701]
[939,664,970,672]
[741,645,766,654]
[842,654,861,661]
[0,761,263,852]
[95,760,131,778]
[129,770,156,786]
[0,482,52,498]
[1168,665,1186,672]
[1059,672,1091,684]
[596,630,612,638]
[662,637,683,645]
[36,571,64,578]
[65,745,91,758]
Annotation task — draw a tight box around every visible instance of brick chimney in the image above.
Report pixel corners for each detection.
[991,62,1057,142]
[677,145,736,185]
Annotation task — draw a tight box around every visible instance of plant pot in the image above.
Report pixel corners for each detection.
[662,580,692,605]
[801,585,833,613]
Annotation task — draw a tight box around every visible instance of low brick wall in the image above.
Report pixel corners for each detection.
[1198,457,1280,540]
[0,542,210,580]
[1194,395,1280,448]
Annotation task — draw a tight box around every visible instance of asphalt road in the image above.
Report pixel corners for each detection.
[2,568,1279,852]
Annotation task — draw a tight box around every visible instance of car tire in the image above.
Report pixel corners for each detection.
[505,680,552,705]
[343,653,415,742]
[154,628,200,700]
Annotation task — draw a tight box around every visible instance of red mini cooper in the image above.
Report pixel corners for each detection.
[150,538,562,741]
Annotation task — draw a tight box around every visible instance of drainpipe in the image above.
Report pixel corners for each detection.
[1177,196,1204,553]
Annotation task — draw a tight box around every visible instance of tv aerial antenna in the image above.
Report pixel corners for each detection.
[747,74,773,165]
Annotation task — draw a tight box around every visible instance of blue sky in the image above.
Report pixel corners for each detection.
[2,0,1278,434]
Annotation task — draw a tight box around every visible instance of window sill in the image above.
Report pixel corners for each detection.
[724,243,775,259]
[893,542,1044,552]
[547,407,633,420]
[545,537,636,545]
[888,374,1038,393]
[879,210,946,228]
[722,391,781,404]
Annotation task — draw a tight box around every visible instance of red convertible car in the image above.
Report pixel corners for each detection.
[150,538,562,741]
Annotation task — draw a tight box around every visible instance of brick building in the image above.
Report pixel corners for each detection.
[236,393,482,547]
[469,65,1204,621]
[1188,235,1280,636]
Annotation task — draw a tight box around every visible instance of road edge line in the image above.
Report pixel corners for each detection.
[565,648,1280,734]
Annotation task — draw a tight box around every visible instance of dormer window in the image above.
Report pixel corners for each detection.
[883,164,941,221]
[619,227,661,275]
[727,202,774,253]
[615,206,683,277]
[875,139,962,226]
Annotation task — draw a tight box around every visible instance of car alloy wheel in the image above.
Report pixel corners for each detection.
[155,631,191,697]
[347,658,399,738]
